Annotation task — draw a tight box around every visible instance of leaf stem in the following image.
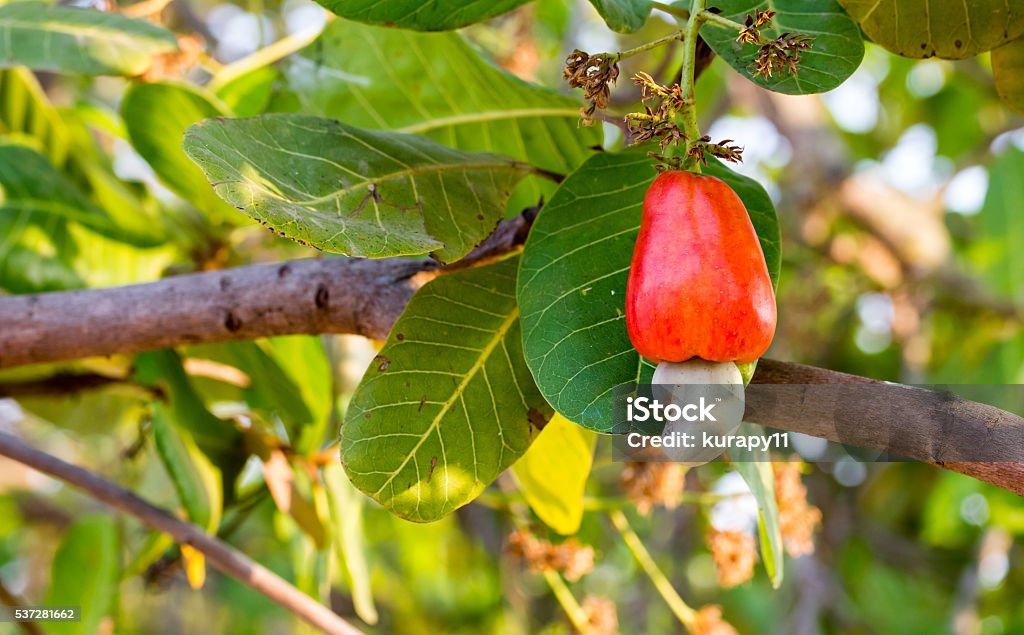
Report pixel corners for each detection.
[678,0,708,171]
[614,30,687,63]
[651,1,690,20]
[609,509,697,630]
[700,10,747,33]
[207,20,328,92]
[544,570,593,634]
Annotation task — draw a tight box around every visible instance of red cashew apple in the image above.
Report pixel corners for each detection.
[626,170,776,365]
[625,170,777,462]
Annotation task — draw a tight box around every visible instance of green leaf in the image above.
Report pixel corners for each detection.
[837,0,1024,59]
[0,2,177,76]
[518,151,780,431]
[975,146,1024,298]
[587,0,653,33]
[312,0,531,31]
[0,142,161,246]
[512,413,596,535]
[134,350,244,472]
[342,256,549,521]
[186,340,315,443]
[264,336,334,453]
[0,142,164,293]
[122,82,236,219]
[215,66,279,117]
[701,0,865,95]
[279,19,600,212]
[184,114,533,262]
[151,402,224,533]
[730,432,784,588]
[993,37,1024,114]
[324,463,379,625]
[0,68,72,167]
[46,516,120,635]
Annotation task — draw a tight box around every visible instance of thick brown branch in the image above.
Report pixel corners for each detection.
[0,257,429,369]
[0,255,1021,497]
[751,360,1024,496]
[0,431,363,635]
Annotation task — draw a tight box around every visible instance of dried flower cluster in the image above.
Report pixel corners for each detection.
[773,461,822,557]
[732,8,814,79]
[625,72,744,166]
[625,72,687,152]
[619,462,686,514]
[687,135,744,165]
[506,528,595,581]
[737,8,776,45]
[692,605,740,635]
[582,596,619,635]
[752,32,815,78]
[563,49,620,126]
[708,528,757,588]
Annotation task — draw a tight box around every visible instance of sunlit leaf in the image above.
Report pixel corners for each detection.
[279,19,600,212]
[0,2,177,75]
[343,256,549,521]
[993,37,1024,114]
[838,0,1024,59]
[513,413,596,535]
[0,68,71,166]
[184,114,534,262]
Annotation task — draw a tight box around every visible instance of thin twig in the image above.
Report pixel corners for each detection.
[0,432,363,635]
[543,570,593,634]
[609,509,697,630]
[207,22,327,92]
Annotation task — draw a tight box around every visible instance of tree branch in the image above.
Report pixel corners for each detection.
[750,359,1024,496]
[0,431,363,635]
[1,251,1021,497]
[0,257,429,369]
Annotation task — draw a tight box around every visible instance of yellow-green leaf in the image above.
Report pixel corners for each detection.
[993,37,1024,113]
[513,414,596,535]
[838,0,1024,59]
